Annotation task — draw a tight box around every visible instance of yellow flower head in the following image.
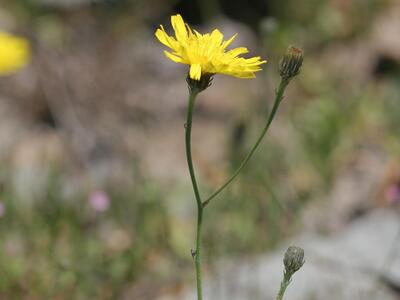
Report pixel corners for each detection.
[0,31,30,75]
[155,14,266,81]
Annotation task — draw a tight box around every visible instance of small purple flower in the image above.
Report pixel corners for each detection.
[89,191,110,213]
[385,184,400,204]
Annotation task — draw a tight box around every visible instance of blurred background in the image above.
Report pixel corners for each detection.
[0,0,400,299]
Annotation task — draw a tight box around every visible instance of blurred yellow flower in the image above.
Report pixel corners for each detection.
[0,31,30,75]
[156,14,266,80]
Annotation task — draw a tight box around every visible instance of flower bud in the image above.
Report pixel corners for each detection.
[283,246,305,276]
[279,46,303,81]
[186,73,214,94]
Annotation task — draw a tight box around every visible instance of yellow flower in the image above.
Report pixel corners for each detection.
[0,31,30,75]
[155,14,266,80]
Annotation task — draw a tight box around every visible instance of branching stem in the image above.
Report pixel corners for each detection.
[185,79,290,300]
[202,79,289,207]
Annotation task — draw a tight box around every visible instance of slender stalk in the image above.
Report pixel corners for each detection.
[203,79,289,207]
[185,89,204,300]
[195,205,203,300]
[275,272,291,300]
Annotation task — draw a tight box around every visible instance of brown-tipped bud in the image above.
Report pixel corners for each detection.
[283,246,305,276]
[186,73,214,94]
[279,46,303,81]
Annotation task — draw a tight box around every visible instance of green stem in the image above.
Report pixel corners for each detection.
[276,273,291,300]
[185,90,204,300]
[195,205,203,300]
[202,79,289,207]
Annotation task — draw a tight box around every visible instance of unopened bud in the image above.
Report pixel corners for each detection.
[283,246,305,276]
[279,46,303,81]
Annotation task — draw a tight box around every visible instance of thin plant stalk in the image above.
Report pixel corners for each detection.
[275,272,291,300]
[185,89,204,300]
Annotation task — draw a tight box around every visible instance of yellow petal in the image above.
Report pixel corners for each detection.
[164,50,184,63]
[155,27,172,48]
[221,34,237,49]
[186,24,194,38]
[210,29,223,46]
[225,47,249,58]
[193,30,203,38]
[171,14,188,43]
[189,64,202,80]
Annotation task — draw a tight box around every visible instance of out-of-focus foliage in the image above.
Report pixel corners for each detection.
[0,171,177,299]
